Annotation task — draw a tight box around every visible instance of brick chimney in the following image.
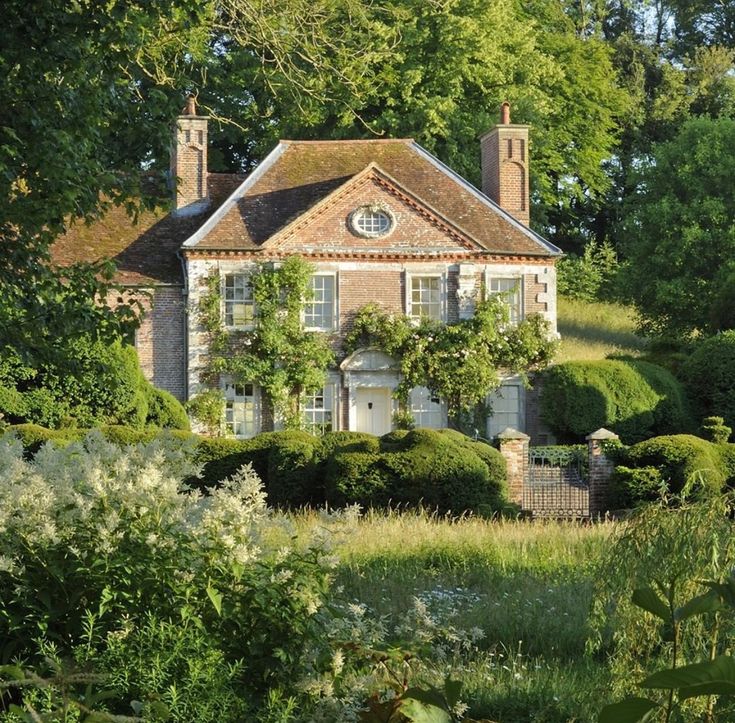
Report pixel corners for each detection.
[480,102,530,226]
[171,95,209,216]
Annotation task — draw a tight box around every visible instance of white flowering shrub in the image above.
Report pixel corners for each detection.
[0,432,333,719]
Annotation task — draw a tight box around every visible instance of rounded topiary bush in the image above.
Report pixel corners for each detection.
[622,434,727,496]
[145,386,190,430]
[4,424,84,456]
[324,428,507,514]
[682,332,735,429]
[540,359,692,443]
[316,431,380,462]
[381,428,494,513]
[100,425,158,447]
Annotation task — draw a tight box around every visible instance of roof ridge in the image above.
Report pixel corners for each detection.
[280,138,414,145]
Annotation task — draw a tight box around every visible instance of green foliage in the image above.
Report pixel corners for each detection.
[325,428,507,514]
[611,466,666,508]
[540,359,692,443]
[620,434,729,497]
[78,613,248,722]
[315,430,380,461]
[0,434,334,716]
[145,385,190,430]
[197,258,334,429]
[682,331,735,429]
[701,416,732,445]
[5,424,85,457]
[265,431,320,507]
[0,386,25,425]
[621,118,735,338]
[0,337,163,430]
[556,239,619,302]
[186,388,225,436]
[592,498,735,712]
[0,1,214,367]
[597,498,735,722]
[345,298,556,428]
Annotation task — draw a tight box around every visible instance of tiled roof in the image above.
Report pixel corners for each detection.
[187,140,558,257]
[52,139,559,286]
[51,173,244,285]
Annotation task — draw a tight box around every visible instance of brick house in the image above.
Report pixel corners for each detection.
[53,100,560,440]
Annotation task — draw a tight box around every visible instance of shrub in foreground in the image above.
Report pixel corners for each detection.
[0,433,333,718]
[540,359,692,443]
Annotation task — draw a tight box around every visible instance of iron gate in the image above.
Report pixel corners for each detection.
[523,447,589,519]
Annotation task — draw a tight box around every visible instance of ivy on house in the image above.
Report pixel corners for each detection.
[344,299,557,430]
[196,257,335,430]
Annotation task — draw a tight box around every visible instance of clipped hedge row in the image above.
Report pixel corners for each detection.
[2,425,508,515]
[611,434,735,506]
[540,359,692,444]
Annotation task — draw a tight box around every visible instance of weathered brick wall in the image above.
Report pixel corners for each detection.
[108,286,186,401]
[587,429,620,516]
[339,268,405,332]
[149,287,187,400]
[498,431,530,506]
[480,126,530,226]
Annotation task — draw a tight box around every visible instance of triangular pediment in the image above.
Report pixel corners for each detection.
[262,163,485,255]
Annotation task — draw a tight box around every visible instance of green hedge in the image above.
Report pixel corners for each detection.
[3,425,508,514]
[324,428,507,514]
[611,434,733,506]
[540,359,692,443]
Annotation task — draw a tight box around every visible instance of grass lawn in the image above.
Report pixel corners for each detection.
[557,296,646,362]
[290,509,617,722]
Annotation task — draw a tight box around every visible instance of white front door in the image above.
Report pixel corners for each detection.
[355,387,392,436]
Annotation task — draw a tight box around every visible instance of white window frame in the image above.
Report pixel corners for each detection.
[409,386,445,429]
[223,273,255,329]
[349,205,395,238]
[486,379,524,439]
[407,273,445,322]
[304,273,338,332]
[223,381,260,439]
[302,382,338,435]
[488,276,523,325]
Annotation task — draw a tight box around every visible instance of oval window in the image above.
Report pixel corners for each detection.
[350,206,394,238]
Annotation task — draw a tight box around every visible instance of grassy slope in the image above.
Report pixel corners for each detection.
[556,296,646,362]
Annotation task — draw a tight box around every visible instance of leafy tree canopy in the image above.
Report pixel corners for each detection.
[621,116,735,337]
[0,0,213,364]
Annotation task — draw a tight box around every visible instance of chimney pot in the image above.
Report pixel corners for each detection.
[184,95,197,116]
[500,101,511,125]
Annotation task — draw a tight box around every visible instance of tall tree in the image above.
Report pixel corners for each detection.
[203,0,630,250]
[0,1,213,364]
[620,117,735,337]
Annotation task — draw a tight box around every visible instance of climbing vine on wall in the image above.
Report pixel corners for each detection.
[196,257,334,429]
[344,298,557,429]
